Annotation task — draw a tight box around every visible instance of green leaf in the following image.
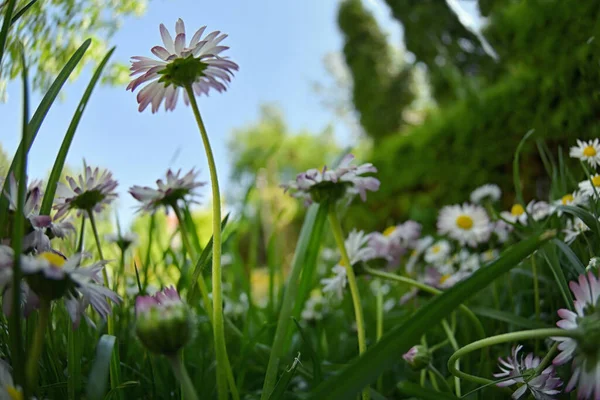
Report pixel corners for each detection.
[40,47,115,215]
[541,244,574,310]
[397,382,458,400]
[470,306,551,330]
[557,205,600,236]
[513,129,535,206]
[187,213,230,301]
[268,353,302,400]
[307,231,555,400]
[87,335,116,400]
[552,238,586,275]
[11,0,38,26]
[292,318,322,385]
[261,203,328,400]
[0,0,18,67]
[104,381,140,400]
[67,325,82,399]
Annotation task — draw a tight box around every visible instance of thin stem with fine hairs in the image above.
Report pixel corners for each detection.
[327,207,369,400]
[26,298,50,390]
[167,353,200,400]
[184,84,237,400]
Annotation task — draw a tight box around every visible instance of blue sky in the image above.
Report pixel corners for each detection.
[0,0,406,226]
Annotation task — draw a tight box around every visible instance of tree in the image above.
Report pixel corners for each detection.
[0,0,147,98]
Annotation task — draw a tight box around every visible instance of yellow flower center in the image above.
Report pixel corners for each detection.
[511,204,525,216]
[383,226,396,237]
[439,274,451,284]
[38,252,66,268]
[561,194,574,205]
[455,215,473,230]
[583,146,597,157]
[7,386,23,400]
[592,175,600,187]
[431,245,441,254]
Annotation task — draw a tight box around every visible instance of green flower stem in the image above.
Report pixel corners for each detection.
[532,256,541,321]
[88,210,122,400]
[171,203,214,322]
[428,365,452,393]
[185,84,236,400]
[76,216,86,253]
[327,208,369,400]
[363,267,486,341]
[168,353,200,400]
[448,329,580,386]
[441,319,461,397]
[534,342,558,375]
[26,298,50,389]
[375,287,384,393]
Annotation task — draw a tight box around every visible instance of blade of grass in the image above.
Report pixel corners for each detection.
[87,335,116,400]
[513,129,535,206]
[292,318,322,385]
[396,382,458,400]
[541,244,574,310]
[0,0,17,66]
[557,205,600,236]
[470,307,551,330]
[552,238,586,275]
[10,0,37,25]
[0,39,91,229]
[260,203,328,400]
[40,47,115,214]
[307,230,555,400]
[267,353,301,400]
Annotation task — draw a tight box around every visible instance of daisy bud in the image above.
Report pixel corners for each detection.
[135,287,194,355]
[402,345,431,371]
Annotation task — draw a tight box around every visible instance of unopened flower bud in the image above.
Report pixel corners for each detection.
[402,345,431,371]
[135,287,194,355]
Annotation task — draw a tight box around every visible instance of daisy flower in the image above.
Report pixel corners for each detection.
[553,191,586,215]
[578,174,600,199]
[501,204,528,225]
[456,249,481,273]
[343,229,378,265]
[494,345,562,399]
[403,345,431,370]
[437,204,491,247]
[0,359,23,400]
[405,236,434,275]
[0,247,120,328]
[301,290,329,322]
[2,173,42,217]
[470,183,501,204]
[552,271,600,399]
[106,231,138,252]
[281,154,380,206]
[570,139,600,167]
[563,218,590,244]
[424,267,467,289]
[526,200,551,222]
[127,18,239,113]
[136,286,195,355]
[321,265,347,300]
[129,168,206,213]
[424,240,451,265]
[494,220,513,243]
[53,164,118,220]
[368,221,421,265]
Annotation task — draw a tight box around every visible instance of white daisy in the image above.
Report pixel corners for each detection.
[405,236,434,275]
[320,265,347,300]
[470,183,501,204]
[570,139,600,167]
[553,191,586,215]
[526,200,551,222]
[437,204,491,247]
[578,174,600,199]
[424,240,451,265]
[501,204,528,225]
[129,168,206,213]
[456,249,480,273]
[301,290,329,321]
[105,231,138,251]
[563,218,590,244]
[494,220,513,243]
[368,221,421,264]
[552,271,600,399]
[281,154,380,206]
[53,164,118,220]
[127,18,239,113]
[480,249,500,264]
[587,257,600,272]
[494,345,562,399]
[0,359,24,400]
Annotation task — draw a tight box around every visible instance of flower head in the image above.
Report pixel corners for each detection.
[494,345,562,399]
[563,218,590,244]
[53,164,118,219]
[552,271,600,399]
[129,168,206,213]
[0,359,23,400]
[0,247,120,328]
[127,18,238,113]
[402,345,431,371]
[136,286,194,354]
[437,203,491,247]
[281,154,380,206]
[106,231,138,252]
[320,265,347,300]
[526,200,551,222]
[424,240,451,265]
[578,175,600,200]
[368,221,421,265]
[301,290,329,322]
[570,139,600,167]
[470,183,501,204]
[501,204,528,225]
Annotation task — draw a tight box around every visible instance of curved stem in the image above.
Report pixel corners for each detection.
[428,365,452,393]
[327,208,369,400]
[185,84,237,400]
[171,203,214,323]
[375,286,384,393]
[448,329,580,386]
[26,298,50,389]
[168,353,199,400]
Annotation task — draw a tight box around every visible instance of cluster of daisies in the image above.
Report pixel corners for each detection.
[286,139,600,399]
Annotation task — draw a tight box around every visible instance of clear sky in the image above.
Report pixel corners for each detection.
[0,0,406,226]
